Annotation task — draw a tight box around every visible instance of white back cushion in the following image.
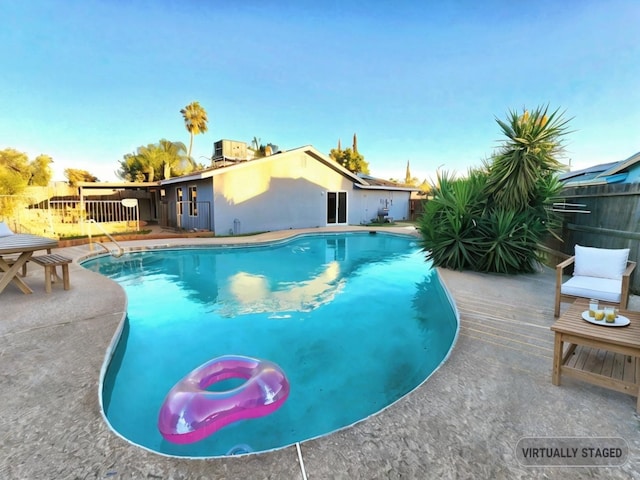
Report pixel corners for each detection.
[0,222,14,237]
[574,244,630,280]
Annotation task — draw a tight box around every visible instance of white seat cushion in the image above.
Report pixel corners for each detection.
[561,275,622,303]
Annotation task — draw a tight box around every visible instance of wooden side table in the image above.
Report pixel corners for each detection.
[551,299,640,413]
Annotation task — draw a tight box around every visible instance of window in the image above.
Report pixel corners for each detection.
[188,186,197,216]
[176,188,183,215]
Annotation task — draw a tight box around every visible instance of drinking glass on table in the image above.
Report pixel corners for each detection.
[604,306,616,323]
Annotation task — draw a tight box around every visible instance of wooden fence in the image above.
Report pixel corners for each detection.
[546,182,640,293]
[409,198,426,221]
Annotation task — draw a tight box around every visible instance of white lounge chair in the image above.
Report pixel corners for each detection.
[554,244,636,317]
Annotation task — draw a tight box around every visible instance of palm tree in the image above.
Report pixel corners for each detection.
[180,101,209,158]
[157,139,192,179]
[249,136,265,158]
[250,136,261,152]
[485,105,571,211]
[136,145,163,182]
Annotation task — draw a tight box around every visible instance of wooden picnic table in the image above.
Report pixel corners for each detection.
[551,298,640,412]
[0,234,59,294]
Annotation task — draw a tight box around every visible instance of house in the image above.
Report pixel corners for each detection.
[560,151,640,187]
[159,145,417,235]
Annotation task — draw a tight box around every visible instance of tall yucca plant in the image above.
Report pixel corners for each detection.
[485,105,571,211]
[530,171,564,240]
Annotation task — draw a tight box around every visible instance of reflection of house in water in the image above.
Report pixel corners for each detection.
[213,237,350,316]
[222,261,344,315]
[157,251,220,306]
[328,233,416,275]
[90,233,419,316]
[326,237,346,262]
[214,233,417,316]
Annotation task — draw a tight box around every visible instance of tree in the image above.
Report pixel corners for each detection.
[402,160,420,186]
[117,147,160,182]
[65,168,99,186]
[330,148,370,174]
[485,105,571,211]
[117,153,146,182]
[158,139,191,178]
[418,179,431,195]
[117,140,191,182]
[248,137,278,159]
[136,144,163,182]
[329,136,370,174]
[180,101,209,158]
[329,139,342,166]
[0,149,53,193]
[0,149,31,195]
[29,155,53,186]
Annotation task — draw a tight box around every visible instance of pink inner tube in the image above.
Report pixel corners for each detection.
[158,355,290,444]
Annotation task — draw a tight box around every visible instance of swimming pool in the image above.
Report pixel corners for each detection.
[84,232,458,458]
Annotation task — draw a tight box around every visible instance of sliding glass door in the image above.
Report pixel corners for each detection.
[327,191,347,224]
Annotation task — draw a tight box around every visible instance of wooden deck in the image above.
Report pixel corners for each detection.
[438,269,639,398]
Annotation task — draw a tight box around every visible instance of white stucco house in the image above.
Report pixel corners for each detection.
[159,145,417,235]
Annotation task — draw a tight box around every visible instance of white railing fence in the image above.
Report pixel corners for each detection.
[0,196,140,237]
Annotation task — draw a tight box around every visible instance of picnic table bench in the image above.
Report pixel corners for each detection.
[31,253,72,293]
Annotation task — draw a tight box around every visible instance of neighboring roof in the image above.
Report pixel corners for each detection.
[559,151,640,186]
[355,173,419,192]
[559,162,618,182]
[159,145,416,191]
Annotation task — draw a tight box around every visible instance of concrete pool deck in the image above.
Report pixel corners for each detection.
[1,226,639,479]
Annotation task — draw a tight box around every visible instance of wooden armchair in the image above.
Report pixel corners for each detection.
[555,245,636,317]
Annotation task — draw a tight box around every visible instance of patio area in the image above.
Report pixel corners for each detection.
[1,226,638,479]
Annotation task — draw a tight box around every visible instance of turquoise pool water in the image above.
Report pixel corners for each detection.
[84,232,458,458]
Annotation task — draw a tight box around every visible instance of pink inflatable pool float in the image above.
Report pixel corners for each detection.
[158,355,290,444]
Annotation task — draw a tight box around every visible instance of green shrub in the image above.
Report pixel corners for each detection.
[418,169,487,270]
[419,105,568,274]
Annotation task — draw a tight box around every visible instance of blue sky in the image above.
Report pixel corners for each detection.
[1,1,639,182]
